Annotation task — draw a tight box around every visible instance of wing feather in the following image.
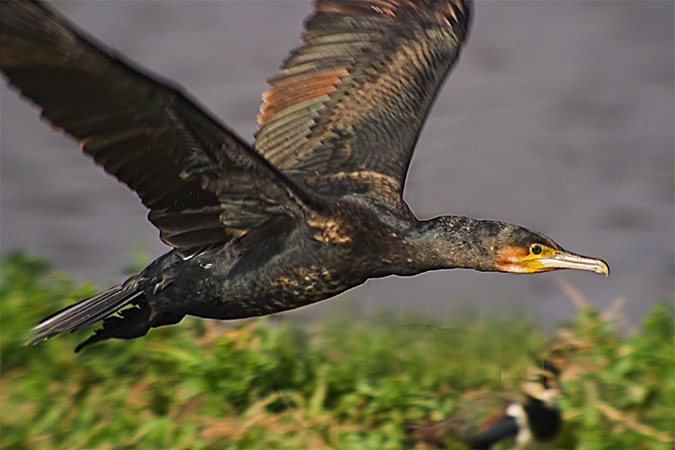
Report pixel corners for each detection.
[256,0,471,211]
[1,0,315,257]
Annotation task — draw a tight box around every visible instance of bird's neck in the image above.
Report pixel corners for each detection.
[397,215,498,275]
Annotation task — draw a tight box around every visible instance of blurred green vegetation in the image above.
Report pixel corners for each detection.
[1,251,673,449]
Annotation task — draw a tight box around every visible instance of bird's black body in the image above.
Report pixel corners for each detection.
[0,0,608,351]
[69,207,540,350]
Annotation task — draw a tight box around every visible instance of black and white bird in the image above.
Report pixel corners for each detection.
[407,366,563,449]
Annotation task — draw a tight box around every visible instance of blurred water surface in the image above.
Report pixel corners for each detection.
[1,1,673,329]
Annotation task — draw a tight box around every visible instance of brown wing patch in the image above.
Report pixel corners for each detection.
[258,68,348,127]
[255,0,471,212]
[316,0,397,16]
[307,170,402,208]
[316,0,468,26]
[306,215,352,244]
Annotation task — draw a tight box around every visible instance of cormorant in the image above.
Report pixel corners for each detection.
[0,0,609,352]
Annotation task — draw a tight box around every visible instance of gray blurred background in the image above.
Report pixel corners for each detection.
[1,0,673,330]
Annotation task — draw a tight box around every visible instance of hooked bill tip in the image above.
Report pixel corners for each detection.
[539,251,610,276]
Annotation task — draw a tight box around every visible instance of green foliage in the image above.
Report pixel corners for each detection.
[554,305,675,449]
[1,252,673,449]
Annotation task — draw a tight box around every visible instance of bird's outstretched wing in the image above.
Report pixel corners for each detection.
[1,0,315,258]
[256,0,471,212]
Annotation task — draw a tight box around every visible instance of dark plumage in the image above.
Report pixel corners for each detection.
[0,0,608,352]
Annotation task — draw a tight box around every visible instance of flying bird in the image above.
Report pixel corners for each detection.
[0,0,608,352]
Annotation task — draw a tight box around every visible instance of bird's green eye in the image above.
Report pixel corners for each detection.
[531,244,543,255]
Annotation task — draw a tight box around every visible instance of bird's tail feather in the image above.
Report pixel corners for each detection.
[26,285,141,346]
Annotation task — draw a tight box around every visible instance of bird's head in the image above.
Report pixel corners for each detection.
[480,221,609,276]
[412,216,609,276]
